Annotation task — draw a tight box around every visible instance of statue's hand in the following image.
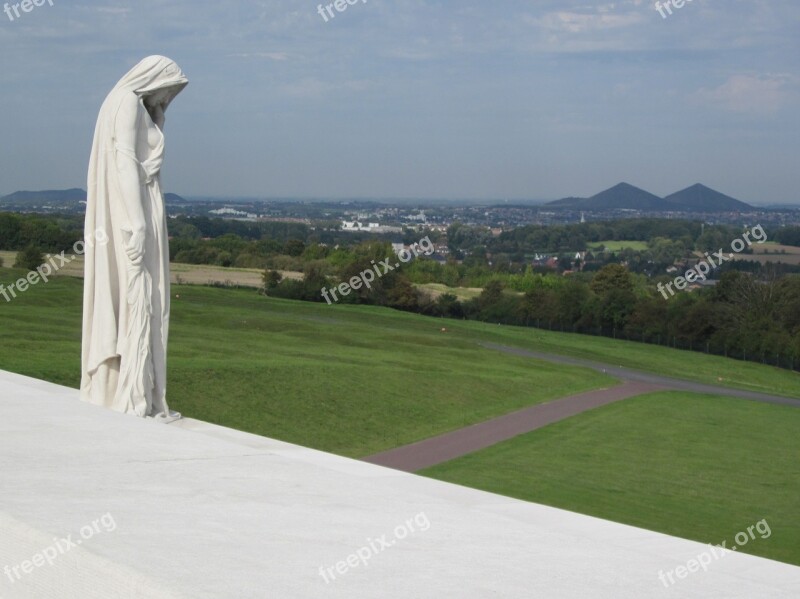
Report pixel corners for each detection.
[125,229,146,265]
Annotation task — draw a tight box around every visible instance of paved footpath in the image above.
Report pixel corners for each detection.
[364,380,664,472]
[364,343,800,472]
[481,343,800,408]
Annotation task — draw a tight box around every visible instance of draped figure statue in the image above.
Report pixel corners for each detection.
[81,56,188,420]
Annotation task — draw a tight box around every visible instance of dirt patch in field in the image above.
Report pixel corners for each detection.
[0,251,303,288]
[732,243,800,265]
[416,283,484,301]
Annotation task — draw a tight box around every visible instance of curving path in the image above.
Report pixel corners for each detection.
[480,342,800,408]
[364,342,800,472]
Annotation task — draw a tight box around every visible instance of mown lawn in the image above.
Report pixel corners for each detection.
[443,322,800,399]
[423,391,800,566]
[0,270,613,456]
[2,265,798,458]
[4,260,799,399]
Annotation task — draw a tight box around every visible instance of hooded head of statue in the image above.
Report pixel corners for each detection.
[110,55,188,119]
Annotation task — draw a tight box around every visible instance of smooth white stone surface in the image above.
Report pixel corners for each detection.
[1,369,799,598]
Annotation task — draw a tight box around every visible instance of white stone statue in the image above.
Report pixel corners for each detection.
[81,56,188,420]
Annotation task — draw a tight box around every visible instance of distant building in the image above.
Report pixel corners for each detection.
[341,220,403,233]
[209,207,257,219]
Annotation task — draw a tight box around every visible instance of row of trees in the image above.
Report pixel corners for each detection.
[263,254,800,370]
[472,218,704,254]
[775,226,800,247]
[0,213,83,253]
[263,242,421,310]
[458,218,769,257]
[2,211,797,369]
[5,212,788,284]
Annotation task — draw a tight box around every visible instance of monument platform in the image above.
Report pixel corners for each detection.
[1,369,798,598]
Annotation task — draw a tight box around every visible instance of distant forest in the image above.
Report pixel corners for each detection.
[2,212,799,370]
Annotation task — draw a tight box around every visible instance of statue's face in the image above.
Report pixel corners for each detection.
[144,88,170,109]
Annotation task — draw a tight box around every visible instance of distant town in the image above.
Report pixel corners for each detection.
[3,186,800,374]
[1,183,798,231]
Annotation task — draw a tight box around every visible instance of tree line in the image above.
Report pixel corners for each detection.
[263,248,800,371]
[3,211,798,369]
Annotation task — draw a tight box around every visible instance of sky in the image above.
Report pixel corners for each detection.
[0,0,798,204]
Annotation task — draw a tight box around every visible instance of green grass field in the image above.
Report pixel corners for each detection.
[1,268,799,456]
[0,269,614,456]
[4,262,798,399]
[422,391,800,566]
[460,324,800,399]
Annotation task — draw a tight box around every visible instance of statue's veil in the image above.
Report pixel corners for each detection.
[81,56,187,416]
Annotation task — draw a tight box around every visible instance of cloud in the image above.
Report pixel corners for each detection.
[692,74,794,114]
[228,52,289,61]
[277,78,370,98]
[517,1,649,53]
[87,7,132,15]
[530,10,644,34]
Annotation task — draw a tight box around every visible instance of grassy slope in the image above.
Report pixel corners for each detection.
[442,322,800,399]
[4,260,799,398]
[0,270,612,457]
[1,266,799,457]
[422,391,800,566]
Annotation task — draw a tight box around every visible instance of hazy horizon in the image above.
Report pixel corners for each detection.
[2,184,793,208]
[1,0,798,203]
